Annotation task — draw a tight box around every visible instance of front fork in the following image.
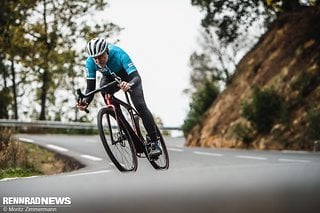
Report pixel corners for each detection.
[105,94,126,146]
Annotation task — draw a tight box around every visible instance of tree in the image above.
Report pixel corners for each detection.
[1,0,121,121]
[187,28,253,93]
[0,88,11,118]
[20,0,121,120]
[191,0,317,46]
[187,0,276,96]
[182,80,220,136]
[0,0,38,119]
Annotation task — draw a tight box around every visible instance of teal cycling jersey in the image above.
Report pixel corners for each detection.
[85,44,137,80]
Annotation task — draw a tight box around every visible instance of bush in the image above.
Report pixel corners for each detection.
[0,167,42,179]
[0,128,83,179]
[182,80,220,136]
[241,86,288,134]
[233,122,255,147]
[291,70,320,97]
[306,107,320,141]
[0,128,28,168]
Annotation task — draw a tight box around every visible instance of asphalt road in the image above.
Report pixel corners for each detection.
[1,134,320,213]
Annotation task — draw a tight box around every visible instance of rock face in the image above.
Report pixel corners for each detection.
[186,7,320,151]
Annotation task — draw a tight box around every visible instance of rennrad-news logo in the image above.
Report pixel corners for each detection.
[2,197,72,205]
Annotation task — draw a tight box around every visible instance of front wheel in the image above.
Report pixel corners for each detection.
[97,107,137,172]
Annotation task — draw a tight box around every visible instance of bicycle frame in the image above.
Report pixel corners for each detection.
[104,92,147,154]
[107,93,140,134]
[77,80,145,147]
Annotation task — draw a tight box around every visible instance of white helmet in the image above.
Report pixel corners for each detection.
[86,37,108,57]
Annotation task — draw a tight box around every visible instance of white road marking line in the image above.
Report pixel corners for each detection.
[81,154,103,161]
[236,155,267,160]
[0,175,41,182]
[19,137,35,143]
[167,147,184,152]
[281,150,309,154]
[0,177,20,182]
[46,144,68,152]
[68,170,111,177]
[193,151,224,157]
[278,158,311,163]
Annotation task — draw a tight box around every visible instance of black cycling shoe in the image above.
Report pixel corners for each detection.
[146,137,162,159]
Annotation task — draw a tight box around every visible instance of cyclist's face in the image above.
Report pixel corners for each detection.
[93,52,108,67]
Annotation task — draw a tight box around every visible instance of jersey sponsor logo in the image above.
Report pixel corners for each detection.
[85,67,90,78]
[99,67,111,75]
[128,62,135,68]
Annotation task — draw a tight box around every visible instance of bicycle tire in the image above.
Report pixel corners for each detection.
[148,126,169,170]
[133,115,169,170]
[97,107,138,172]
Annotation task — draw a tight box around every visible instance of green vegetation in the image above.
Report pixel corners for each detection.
[191,0,318,46]
[241,87,288,134]
[184,0,319,136]
[1,0,121,121]
[0,167,42,179]
[184,1,320,149]
[0,128,29,170]
[182,80,219,136]
[291,70,320,98]
[233,122,255,147]
[0,128,82,179]
[233,71,320,147]
[306,107,320,141]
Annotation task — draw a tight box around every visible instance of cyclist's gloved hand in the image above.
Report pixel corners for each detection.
[77,99,89,111]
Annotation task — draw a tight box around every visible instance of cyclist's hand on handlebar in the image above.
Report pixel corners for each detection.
[119,81,132,92]
[76,99,89,111]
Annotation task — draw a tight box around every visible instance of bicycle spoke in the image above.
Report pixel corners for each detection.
[135,114,169,169]
[109,142,135,168]
[98,107,137,172]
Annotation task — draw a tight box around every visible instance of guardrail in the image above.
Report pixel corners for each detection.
[0,119,181,131]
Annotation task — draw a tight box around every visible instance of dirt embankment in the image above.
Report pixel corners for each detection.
[186,7,320,151]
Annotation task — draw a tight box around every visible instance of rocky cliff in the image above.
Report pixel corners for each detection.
[186,7,320,151]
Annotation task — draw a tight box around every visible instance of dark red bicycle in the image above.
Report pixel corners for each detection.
[77,73,169,172]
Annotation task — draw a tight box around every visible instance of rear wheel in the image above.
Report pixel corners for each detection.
[148,126,169,170]
[134,115,169,170]
[97,107,137,172]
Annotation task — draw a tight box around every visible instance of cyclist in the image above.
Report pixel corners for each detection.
[77,37,161,157]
